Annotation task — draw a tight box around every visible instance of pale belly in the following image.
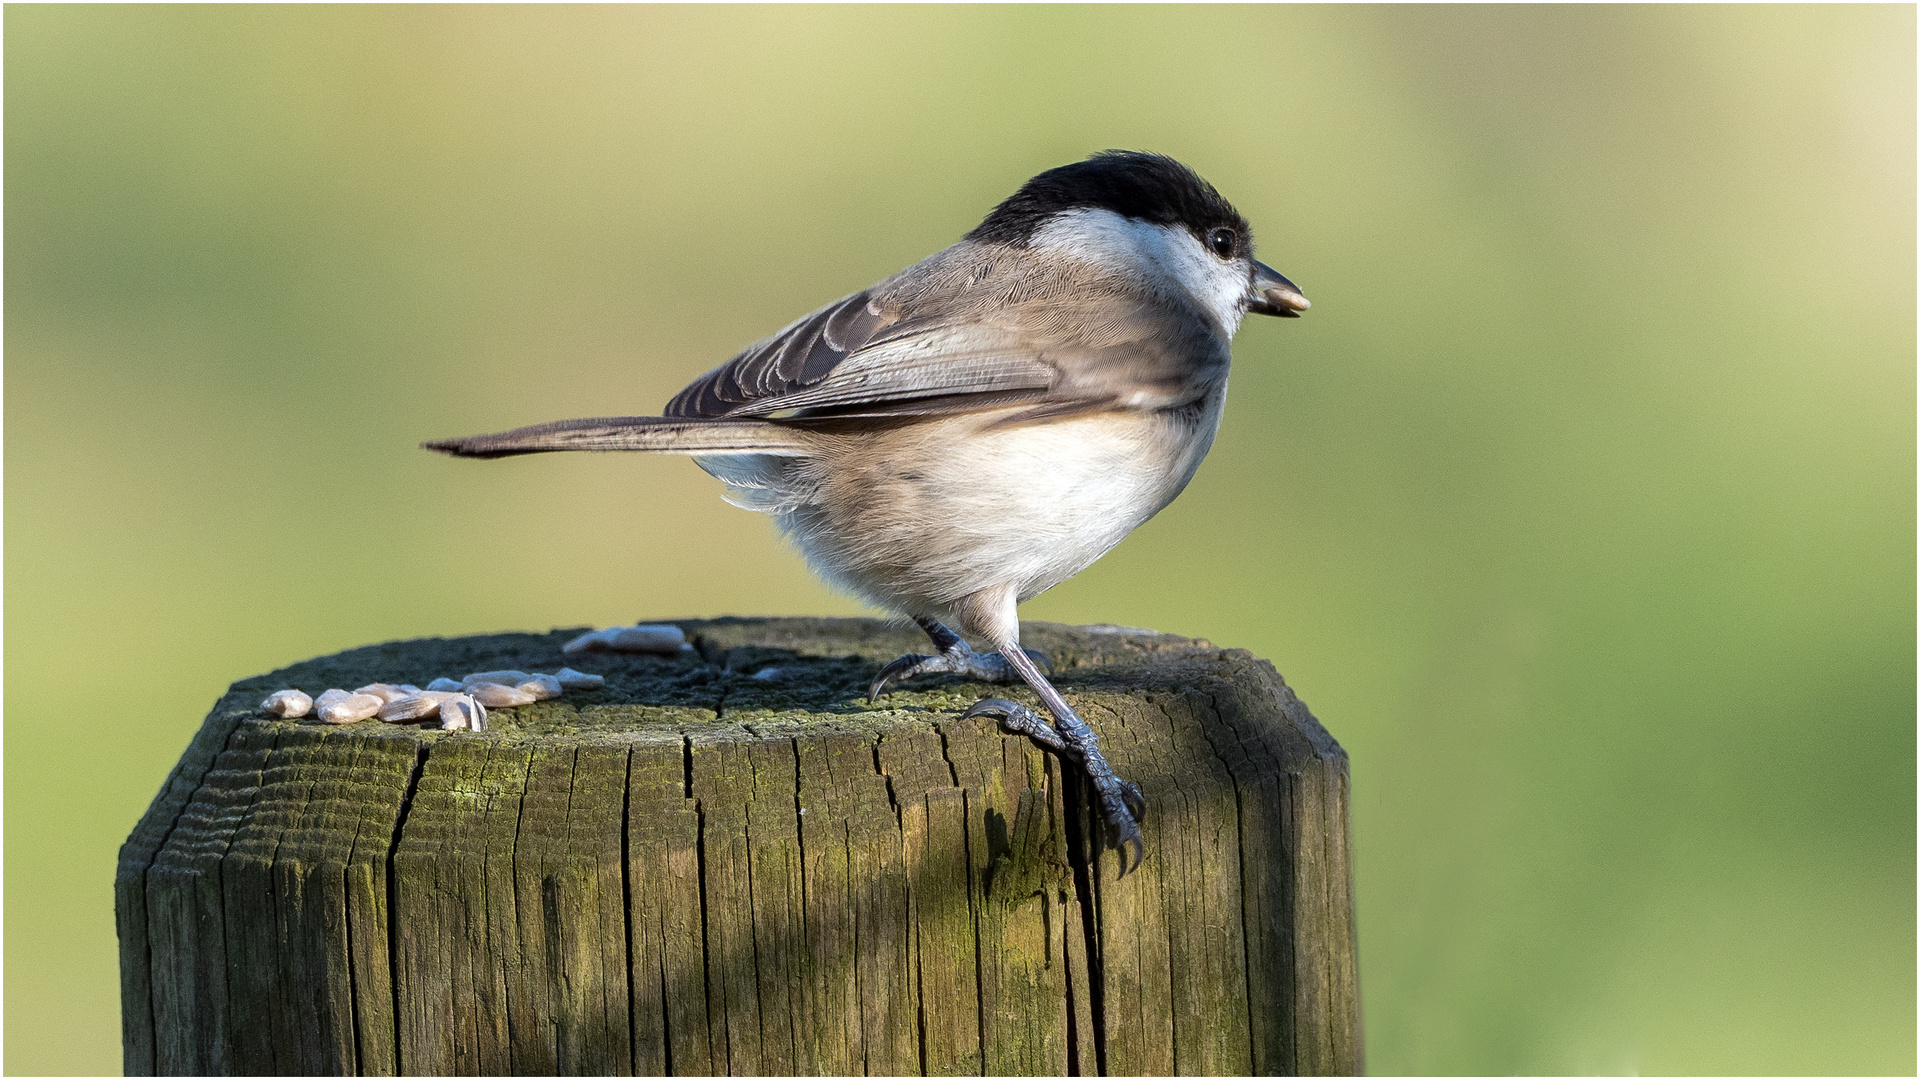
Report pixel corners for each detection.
[746,395,1226,616]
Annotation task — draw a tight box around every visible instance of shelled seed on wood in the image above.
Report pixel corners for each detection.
[518,674,563,700]
[426,677,463,692]
[751,666,787,681]
[259,689,313,718]
[379,692,456,723]
[354,683,417,704]
[562,623,686,655]
[551,667,605,690]
[468,682,537,708]
[314,689,352,712]
[561,629,609,653]
[461,670,531,689]
[609,625,688,652]
[317,693,382,724]
[440,695,486,732]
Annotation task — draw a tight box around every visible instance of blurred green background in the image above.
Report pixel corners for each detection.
[7,5,1912,1074]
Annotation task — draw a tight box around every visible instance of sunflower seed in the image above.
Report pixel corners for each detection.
[462,670,532,689]
[560,629,610,653]
[260,689,313,718]
[468,682,537,708]
[518,674,564,701]
[354,683,415,704]
[426,677,464,693]
[379,692,457,723]
[551,667,605,690]
[562,624,686,655]
[441,695,486,732]
[317,693,383,724]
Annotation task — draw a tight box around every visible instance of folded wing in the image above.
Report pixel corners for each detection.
[664,288,1059,420]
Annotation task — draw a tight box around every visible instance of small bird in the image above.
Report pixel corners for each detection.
[426,151,1308,872]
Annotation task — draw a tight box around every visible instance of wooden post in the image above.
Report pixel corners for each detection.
[117,618,1360,1076]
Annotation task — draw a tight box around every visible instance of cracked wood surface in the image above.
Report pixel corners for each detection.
[117,617,1359,1076]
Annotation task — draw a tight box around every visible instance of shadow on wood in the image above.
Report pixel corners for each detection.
[117,617,1360,1076]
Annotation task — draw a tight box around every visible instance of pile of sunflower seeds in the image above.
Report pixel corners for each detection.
[258,667,606,732]
[256,623,686,732]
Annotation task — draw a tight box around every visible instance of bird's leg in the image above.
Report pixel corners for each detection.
[867,615,1053,701]
[962,640,1147,876]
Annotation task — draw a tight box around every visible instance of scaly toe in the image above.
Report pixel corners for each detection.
[871,642,1030,700]
[1119,778,1147,826]
[964,697,1069,753]
[962,692,1148,875]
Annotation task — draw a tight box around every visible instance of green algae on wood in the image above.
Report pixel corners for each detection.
[117,617,1359,1076]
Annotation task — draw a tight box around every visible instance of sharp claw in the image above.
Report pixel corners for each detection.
[1102,802,1147,878]
[1095,778,1147,877]
[960,696,1017,720]
[868,653,933,702]
[1023,648,1054,675]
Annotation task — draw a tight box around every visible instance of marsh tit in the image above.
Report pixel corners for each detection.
[428,151,1310,871]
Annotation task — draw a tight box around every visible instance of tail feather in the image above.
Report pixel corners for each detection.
[422,415,809,459]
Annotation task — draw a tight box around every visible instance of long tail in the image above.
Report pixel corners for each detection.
[422,415,809,459]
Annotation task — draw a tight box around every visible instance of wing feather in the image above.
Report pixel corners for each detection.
[725,331,1055,416]
[664,276,1064,421]
[665,290,906,418]
[422,416,807,459]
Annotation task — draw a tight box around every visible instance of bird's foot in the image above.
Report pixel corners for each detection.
[867,640,1051,701]
[961,697,1146,876]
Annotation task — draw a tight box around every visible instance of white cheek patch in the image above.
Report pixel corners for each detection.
[1149,225,1249,337]
[1027,207,1151,271]
[1028,208,1249,336]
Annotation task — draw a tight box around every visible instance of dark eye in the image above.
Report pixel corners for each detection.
[1206,227,1236,258]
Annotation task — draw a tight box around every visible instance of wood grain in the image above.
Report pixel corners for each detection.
[118,618,1359,1075]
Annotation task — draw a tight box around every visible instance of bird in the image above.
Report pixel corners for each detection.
[425,150,1309,873]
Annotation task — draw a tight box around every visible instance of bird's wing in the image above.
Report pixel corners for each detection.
[665,289,898,417]
[668,244,1230,422]
[664,286,1056,420]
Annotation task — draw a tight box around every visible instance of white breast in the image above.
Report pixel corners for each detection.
[930,410,1203,598]
[752,392,1228,616]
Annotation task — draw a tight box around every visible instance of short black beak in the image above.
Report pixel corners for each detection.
[1247,260,1310,317]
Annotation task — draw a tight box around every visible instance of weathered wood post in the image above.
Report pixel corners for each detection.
[118,617,1359,1076]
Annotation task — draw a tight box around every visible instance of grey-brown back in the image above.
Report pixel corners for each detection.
[664,240,1232,426]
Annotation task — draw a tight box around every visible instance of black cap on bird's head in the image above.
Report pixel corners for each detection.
[968,151,1248,250]
[969,150,1309,317]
